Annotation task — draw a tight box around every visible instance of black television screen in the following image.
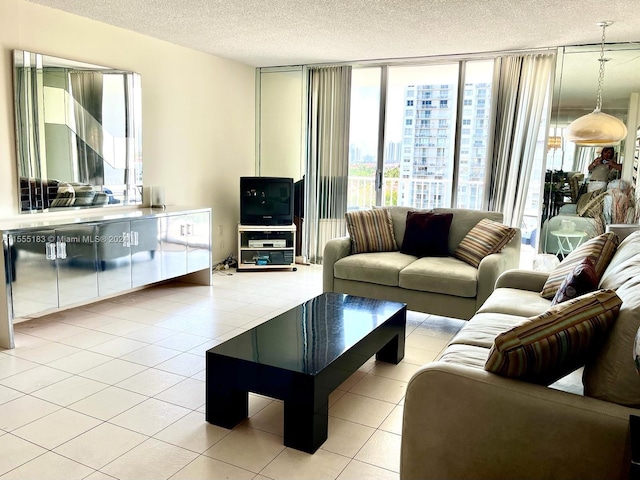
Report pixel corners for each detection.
[240,177,294,225]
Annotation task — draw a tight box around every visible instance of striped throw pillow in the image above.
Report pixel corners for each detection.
[540,232,618,299]
[345,208,396,254]
[485,289,622,385]
[454,218,517,268]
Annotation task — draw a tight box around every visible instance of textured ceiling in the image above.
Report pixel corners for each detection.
[25,0,640,67]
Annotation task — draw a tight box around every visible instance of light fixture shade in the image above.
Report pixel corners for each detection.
[565,111,628,146]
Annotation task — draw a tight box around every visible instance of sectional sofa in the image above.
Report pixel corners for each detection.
[401,230,640,479]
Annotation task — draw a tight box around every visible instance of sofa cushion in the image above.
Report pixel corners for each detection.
[583,245,640,407]
[550,258,598,306]
[334,252,416,287]
[399,256,477,297]
[450,313,526,349]
[599,231,640,289]
[401,211,453,258]
[454,218,517,268]
[478,288,552,318]
[449,312,528,349]
[439,344,491,369]
[345,208,396,254]
[484,289,622,385]
[387,206,420,249]
[540,232,618,299]
[433,208,503,255]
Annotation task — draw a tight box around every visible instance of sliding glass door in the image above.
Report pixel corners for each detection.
[348,59,494,211]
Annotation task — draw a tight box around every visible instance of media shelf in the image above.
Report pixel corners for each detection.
[237,224,296,271]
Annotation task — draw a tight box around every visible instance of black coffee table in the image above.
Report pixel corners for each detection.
[205,292,406,453]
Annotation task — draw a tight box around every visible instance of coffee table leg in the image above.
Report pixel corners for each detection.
[376,310,406,364]
[284,399,328,454]
[206,384,248,429]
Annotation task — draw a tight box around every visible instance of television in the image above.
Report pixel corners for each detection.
[240,177,294,225]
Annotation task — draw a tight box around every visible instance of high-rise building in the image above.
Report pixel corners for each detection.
[401,82,491,209]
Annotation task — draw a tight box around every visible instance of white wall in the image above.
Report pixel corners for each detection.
[0,0,256,261]
[258,68,304,180]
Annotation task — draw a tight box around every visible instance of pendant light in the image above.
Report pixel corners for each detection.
[565,21,628,146]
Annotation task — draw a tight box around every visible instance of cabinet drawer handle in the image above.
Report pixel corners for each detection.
[45,242,56,260]
[132,231,139,246]
[187,223,193,235]
[56,240,67,259]
[180,224,186,236]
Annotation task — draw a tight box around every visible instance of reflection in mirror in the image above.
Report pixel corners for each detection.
[14,50,143,213]
[540,43,640,255]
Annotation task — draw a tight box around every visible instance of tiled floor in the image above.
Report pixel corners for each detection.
[0,265,464,480]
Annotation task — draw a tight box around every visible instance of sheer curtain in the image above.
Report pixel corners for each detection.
[486,53,555,227]
[304,66,352,264]
[69,71,105,185]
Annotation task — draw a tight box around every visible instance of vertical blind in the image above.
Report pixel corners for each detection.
[304,66,352,264]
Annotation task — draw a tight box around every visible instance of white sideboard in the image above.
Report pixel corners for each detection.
[0,206,212,349]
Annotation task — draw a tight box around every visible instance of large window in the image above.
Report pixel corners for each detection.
[348,60,494,210]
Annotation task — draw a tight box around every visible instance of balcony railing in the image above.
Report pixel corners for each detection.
[347,176,484,211]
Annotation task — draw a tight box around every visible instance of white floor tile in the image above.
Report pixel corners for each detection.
[79,359,148,385]
[0,433,47,476]
[119,344,181,366]
[88,337,148,357]
[354,430,401,472]
[12,408,101,449]
[53,422,146,470]
[153,411,229,453]
[155,352,204,376]
[337,460,398,480]
[203,425,285,473]
[68,386,147,421]
[0,366,71,394]
[109,398,191,436]
[31,375,108,406]
[100,438,197,480]
[0,385,23,406]
[154,378,205,409]
[171,455,255,480]
[115,368,185,397]
[0,355,39,380]
[260,447,350,480]
[47,350,113,374]
[0,395,60,432]
[0,451,94,480]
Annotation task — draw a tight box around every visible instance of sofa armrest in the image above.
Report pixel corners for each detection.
[401,362,632,480]
[322,236,351,292]
[495,268,550,292]
[476,231,521,309]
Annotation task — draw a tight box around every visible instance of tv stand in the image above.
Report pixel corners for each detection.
[237,224,296,272]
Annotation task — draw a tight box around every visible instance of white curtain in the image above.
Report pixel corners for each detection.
[304,66,352,264]
[486,53,555,227]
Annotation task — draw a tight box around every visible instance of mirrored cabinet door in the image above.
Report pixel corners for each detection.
[97,221,132,296]
[131,218,162,287]
[186,212,211,273]
[8,230,59,318]
[56,224,98,307]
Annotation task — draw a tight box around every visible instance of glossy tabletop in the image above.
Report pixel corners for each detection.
[209,292,406,375]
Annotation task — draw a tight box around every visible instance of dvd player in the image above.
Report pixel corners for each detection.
[248,239,287,248]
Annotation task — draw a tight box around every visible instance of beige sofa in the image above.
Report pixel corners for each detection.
[401,230,640,480]
[323,207,521,320]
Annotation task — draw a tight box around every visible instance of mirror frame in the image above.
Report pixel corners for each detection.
[13,50,143,214]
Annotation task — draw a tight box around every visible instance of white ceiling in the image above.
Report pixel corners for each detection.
[25,0,640,68]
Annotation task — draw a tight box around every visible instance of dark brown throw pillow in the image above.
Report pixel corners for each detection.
[401,211,453,257]
[550,257,599,306]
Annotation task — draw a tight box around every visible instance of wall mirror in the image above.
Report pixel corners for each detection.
[14,50,143,213]
[540,42,640,254]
